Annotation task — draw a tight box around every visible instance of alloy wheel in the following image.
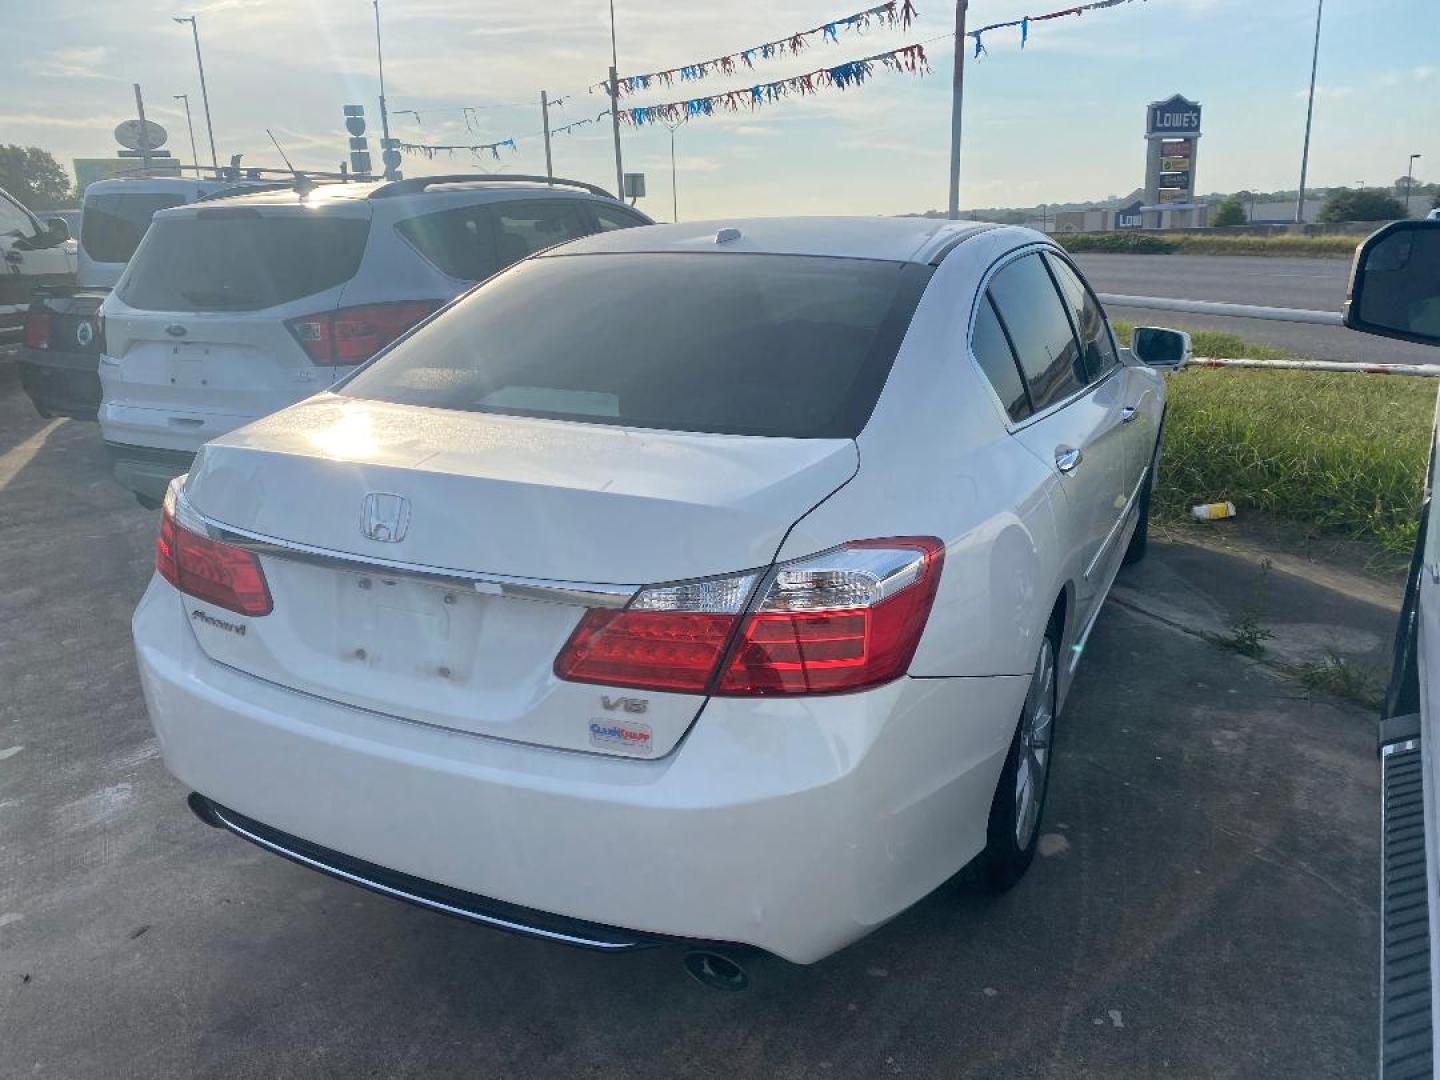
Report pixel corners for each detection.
[1014,637,1056,848]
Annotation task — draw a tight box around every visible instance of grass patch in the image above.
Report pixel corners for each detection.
[1154,366,1432,553]
[1057,232,1359,259]
[1293,650,1384,710]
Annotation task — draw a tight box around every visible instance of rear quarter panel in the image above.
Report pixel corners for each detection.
[774,229,1068,682]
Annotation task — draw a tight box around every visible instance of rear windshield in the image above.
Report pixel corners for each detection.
[118,210,370,312]
[340,253,930,439]
[80,193,185,263]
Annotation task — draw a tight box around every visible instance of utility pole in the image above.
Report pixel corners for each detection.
[607,0,625,200]
[174,93,200,177]
[133,84,154,173]
[663,118,681,222]
[1406,153,1422,216]
[947,0,969,220]
[1294,0,1323,224]
[373,0,397,180]
[541,91,554,182]
[173,16,218,174]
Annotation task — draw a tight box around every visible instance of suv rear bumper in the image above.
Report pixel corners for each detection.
[18,345,101,420]
[134,575,1027,964]
[105,442,195,503]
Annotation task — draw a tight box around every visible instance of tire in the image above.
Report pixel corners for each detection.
[981,622,1059,892]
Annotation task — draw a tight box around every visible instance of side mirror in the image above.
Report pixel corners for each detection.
[43,217,70,243]
[1344,220,1440,347]
[1131,326,1192,370]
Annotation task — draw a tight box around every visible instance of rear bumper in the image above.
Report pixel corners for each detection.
[105,442,195,503]
[134,576,1028,964]
[17,346,101,420]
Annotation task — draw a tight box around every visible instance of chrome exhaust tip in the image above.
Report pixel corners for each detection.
[682,949,750,992]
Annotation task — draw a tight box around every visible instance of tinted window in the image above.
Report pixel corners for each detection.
[987,253,1086,412]
[342,253,929,439]
[80,193,184,263]
[493,200,590,264]
[972,295,1030,421]
[396,199,592,281]
[118,211,370,311]
[1045,252,1119,381]
[0,192,35,238]
[592,205,647,232]
[395,204,498,280]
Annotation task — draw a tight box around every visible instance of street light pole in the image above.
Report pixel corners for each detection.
[607,0,625,201]
[174,93,200,177]
[173,16,218,174]
[947,0,969,220]
[373,0,397,180]
[662,118,681,222]
[1407,154,1422,217]
[1294,0,1323,224]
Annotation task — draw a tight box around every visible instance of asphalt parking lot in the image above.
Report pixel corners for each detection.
[0,350,1381,1078]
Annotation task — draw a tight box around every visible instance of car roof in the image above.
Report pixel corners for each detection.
[178,178,623,211]
[541,217,1023,265]
[82,177,243,198]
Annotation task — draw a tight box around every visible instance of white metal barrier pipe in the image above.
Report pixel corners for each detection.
[1189,356,1440,376]
[1099,293,1345,327]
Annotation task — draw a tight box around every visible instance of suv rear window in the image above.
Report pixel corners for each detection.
[118,211,370,311]
[395,199,595,281]
[341,252,929,439]
[80,193,185,263]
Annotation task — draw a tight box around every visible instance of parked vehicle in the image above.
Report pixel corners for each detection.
[100,174,652,506]
[1346,217,1440,1078]
[132,216,1188,983]
[18,176,250,422]
[0,184,75,336]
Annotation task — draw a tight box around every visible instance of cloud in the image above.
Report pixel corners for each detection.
[31,46,117,80]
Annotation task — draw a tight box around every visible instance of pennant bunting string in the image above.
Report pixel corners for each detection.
[603,1,917,97]
[968,0,1141,58]
[617,43,929,127]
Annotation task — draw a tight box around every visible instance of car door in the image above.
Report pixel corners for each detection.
[982,249,1129,625]
[0,191,73,322]
[1045,252,1155,505]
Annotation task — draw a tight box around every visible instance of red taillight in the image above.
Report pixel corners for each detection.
[554,538,944,697]
[284,300,439,366]
[157,498,272,617]
[23,309,51,350]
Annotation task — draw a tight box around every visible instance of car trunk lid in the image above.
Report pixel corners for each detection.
[178,395,859,757]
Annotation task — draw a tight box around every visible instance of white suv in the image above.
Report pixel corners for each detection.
[99,175,652,505]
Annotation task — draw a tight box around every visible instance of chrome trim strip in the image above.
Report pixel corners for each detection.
[1084,464,1149,582]
[188,501,636,609]
[1384,737,1422,757]
[209,806,642,951]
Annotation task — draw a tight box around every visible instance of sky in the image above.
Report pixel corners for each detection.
[1,0,1435,219]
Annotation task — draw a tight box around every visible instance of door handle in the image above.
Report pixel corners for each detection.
[1121,405,1139,423]
[1055,447,1083,474]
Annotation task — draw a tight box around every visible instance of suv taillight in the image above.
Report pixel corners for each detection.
[23,309,51,350]
[156,486,272,617]
[284,300,440,365]
[554,538,944,696]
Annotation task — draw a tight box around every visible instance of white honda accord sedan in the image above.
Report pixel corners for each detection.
[133,217,1181,981]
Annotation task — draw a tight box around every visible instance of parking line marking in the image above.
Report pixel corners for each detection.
[0,419,62,490]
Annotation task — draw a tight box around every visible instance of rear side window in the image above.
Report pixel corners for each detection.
[80,193,184,263]
[971,296,1030,422]
[1045,253,1119,381]
[396,199,593,282]
[987,253,1086,413]
[592,205,647,231]
[118,211,370,311]
[341,252,930,439]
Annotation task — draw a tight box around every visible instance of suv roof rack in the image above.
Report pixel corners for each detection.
[367,174,615,201]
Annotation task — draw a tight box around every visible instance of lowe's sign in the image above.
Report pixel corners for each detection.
[1147,94,1202,137]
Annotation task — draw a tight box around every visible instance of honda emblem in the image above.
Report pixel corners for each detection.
[360,492,410,543]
